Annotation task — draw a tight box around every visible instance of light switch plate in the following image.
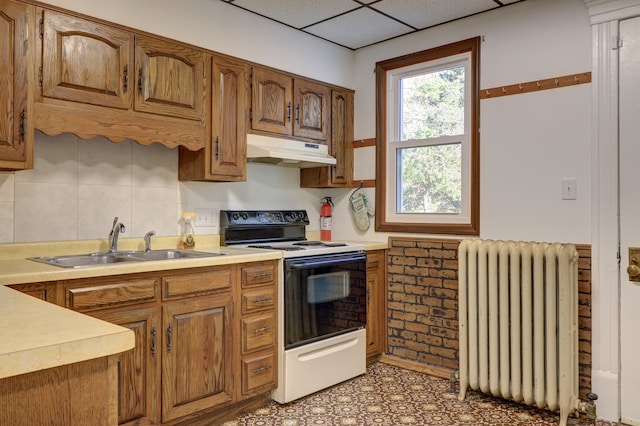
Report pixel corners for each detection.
[561,178,577,200]
[194,208,217,227]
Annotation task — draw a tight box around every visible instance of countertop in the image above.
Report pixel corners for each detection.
[0,284,134,379]
[0,236,387,380]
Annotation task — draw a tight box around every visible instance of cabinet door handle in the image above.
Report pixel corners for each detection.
[151,325,157,357]
[252,297,272,304]
[252,325,271,334]
[215,136,219,160]
[166,324,172,353]
[252,364,273,374]
[138,68,144,94]
[20,110,26,142]
[287,102,291,123]
[295,104,300,123]
[123,65,129,92]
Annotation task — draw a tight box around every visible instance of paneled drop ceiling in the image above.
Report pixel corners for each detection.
[220,0,524,50]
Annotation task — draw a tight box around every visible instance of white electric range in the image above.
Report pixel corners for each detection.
[220,210,367,403]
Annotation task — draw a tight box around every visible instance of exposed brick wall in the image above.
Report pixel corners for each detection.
[386,237,593,399]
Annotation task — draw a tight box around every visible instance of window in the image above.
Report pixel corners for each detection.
[375,37,480,235]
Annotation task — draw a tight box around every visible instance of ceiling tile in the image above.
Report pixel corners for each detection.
[305,7,414,49]
[371,0,500,29]
[231,0,360,28]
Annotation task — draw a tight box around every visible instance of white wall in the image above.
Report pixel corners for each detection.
[0,0,355,243]
[336,0,593,244]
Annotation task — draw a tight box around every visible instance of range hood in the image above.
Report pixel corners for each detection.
[246,134,336,168]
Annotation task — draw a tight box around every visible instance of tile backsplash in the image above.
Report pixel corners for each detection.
[1,132,180,243]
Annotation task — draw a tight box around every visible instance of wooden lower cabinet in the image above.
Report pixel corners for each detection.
[0,355,119,426]
[161,292,234,422]
[92,307,160,426]
[14,261,279,425]
[366,250,387,361]
[238,261,277,400]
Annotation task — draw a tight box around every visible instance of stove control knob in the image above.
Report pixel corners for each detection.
[231,212,239,221]
[241,212,248,220]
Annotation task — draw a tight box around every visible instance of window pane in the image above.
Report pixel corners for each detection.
[397,143,462,214]
[400,66,465,141]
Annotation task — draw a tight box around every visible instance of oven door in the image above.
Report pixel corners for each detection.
[284,251,367,349]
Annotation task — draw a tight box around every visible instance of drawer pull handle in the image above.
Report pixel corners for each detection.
[252,365,273,374]
[253,273,272,279]
[252,297,272,304]
[252,325,271,334]
[166,324,172,353]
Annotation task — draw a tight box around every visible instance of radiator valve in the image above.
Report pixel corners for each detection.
[585,393,598,420]
[449,370,459,393]
[577,392,598,424]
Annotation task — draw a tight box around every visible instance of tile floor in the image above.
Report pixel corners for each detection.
[224,363,621,426]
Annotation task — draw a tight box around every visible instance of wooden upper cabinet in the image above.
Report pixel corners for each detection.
[178,55,249,182]
[300,89,353,188]
[251,67,292,136]
[209,56,248,180]
[41,10,133,110]
[0,0,34,171]
[293,79,329,141]
[134,35,207,121]
[251,67,329,142]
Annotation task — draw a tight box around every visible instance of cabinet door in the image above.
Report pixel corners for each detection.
[329,89,353,185]
[251,67,292,136]
[41,10,132,109]
[300,89,353,187]
[366,250,386,359]
[135,35,207,121]
[162,292,234,422]
[293,78,329,141]
[0,0,33,170]
[210,56,248,180]
[93,308,160,426]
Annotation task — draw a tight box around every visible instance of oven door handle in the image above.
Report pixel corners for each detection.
[286,253,366,269]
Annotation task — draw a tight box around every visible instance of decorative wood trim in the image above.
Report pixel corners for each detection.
[379,354,452,380]
[352,138,375,148]
[481,72,591,99]
[351,179,375,188]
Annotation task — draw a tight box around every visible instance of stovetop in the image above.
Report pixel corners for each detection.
[220,210,363,258]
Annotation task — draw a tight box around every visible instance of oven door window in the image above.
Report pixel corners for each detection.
[285,252,366,349]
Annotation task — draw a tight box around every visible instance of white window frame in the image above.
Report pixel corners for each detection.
[385,53,472,225]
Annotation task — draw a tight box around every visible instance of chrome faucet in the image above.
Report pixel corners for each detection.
[144,230,156,252]
[109,217,126,253]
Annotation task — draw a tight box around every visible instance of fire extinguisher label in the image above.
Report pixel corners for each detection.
[320,216,332,230]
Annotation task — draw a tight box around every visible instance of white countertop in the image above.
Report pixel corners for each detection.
[0,236,387,380]
[0,285,134,379]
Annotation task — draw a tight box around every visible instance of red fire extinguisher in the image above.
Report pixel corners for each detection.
[320,197,333,241]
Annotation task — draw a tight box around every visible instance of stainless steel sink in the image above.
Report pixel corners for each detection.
[29,250,224,268]
[129,249,223,261]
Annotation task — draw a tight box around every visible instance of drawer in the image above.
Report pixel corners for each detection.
[241,312,276,354]
[241,262,276,287]
[65,278,158,312]
[162,267,233,299]
[241,285,275,314]
[242,352,276,395]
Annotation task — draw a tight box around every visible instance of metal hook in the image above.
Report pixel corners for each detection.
[536,81,541,88]
[501,87,507,94]
[555,79,559,85]
[518,83,524,91]
[485,89,491,96]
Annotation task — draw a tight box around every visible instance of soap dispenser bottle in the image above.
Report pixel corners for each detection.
[180,212,196,249]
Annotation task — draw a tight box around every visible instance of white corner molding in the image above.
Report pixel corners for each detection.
[585,0,640,23]
[586,0,640,421]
